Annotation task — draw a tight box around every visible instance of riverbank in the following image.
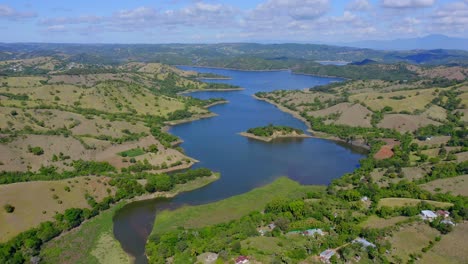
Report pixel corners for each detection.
[179,64,349,80]
[164,112,218,126]
[253,95,370,151]
[177,87,244,95]
[40,173,221,263]
[132,173,220,202]
[176,64,291,72]
[239,131,312,142]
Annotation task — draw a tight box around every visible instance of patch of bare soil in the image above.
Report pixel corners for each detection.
[378,114,440,132]
[307,103,373,127]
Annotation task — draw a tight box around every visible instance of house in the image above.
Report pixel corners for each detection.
[353,237,376,248]
[436,210,450,218]
[268,223,276,229]
[235,256,249,264]
[420,210,437,221]
[319,249,335,263]
[303,228,324,237]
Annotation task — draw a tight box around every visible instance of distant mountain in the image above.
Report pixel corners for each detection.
[341,35,468,51]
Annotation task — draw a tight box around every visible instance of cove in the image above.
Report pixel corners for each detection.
[113,67,366,264]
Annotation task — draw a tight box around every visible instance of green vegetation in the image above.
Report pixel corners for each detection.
[28,146,44,156]
[3,204,15,213]
[150,177,324,236]
[0,167,216,263]
[118,148,146,157]
[246,124,304,137]
[40,203,129,264]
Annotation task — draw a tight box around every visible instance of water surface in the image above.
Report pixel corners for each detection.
[113,67,365,263]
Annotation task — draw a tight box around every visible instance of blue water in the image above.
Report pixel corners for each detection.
[113,67,365,263]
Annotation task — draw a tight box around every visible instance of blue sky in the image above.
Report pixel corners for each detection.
[0,0,467,43]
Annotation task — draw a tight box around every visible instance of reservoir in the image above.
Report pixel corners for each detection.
[113,67,365,263]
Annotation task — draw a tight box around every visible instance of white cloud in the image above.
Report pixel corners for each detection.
[381,0,435,8]
[428,1,468,32]
[0,4,36,20]
[249,0,329,21]
[347,0,372,11]
[39,15,103,26]
[45,25,67,33]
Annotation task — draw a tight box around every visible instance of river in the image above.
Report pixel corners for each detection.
[113,67,365,264]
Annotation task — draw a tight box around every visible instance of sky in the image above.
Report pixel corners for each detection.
[0,0,467,43]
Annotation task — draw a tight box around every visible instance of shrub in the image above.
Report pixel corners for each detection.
[4,204,15,213]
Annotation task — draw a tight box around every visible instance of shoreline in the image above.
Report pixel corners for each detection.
[197,77,232,80]
[43,173,221,263]
[177,87,244,95]
[203,100,229,109]
[164,112,218,126]
[252,95,370,151]
[130,173,220,202]
[176,64,291,72]
[177,64,349,80]
[239,132,313,142]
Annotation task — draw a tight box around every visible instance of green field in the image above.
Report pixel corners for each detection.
[40,203,130,264]
[150,177,325,236]
[118,148,146,157]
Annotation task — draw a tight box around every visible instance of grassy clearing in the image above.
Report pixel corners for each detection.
[419,222,468,264]
[378,198,453,208]
[349,88,440,112]
[389,223,440,263]
[40,203,130,264]
[151,177,325,236]
[117,148,146,157]
[420,175,468,196]
[360,215,409,229]
[0,176,115,242]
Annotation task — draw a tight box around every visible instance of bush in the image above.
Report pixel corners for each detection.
[4,204,15,213]
[28,146,44,156]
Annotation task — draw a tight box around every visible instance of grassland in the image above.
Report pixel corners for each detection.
[117,148,146,157]
[378,198,453,208]
[420,174,468,196]
[389,223,440,263]
[40,203,130,264]
[419,222,468,264]
[0,176,115,242]
[360,215,409,229]
[151,177,325,236]
[255,79,467,134]
[0,60,223,174]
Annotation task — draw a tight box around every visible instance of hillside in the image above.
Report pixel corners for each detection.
[0,58,233,262]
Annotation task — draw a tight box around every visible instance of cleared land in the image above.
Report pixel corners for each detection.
[0,176,115,242]
[349,88,440,113]
[420,175,468,196]
[307,103,373,127]
[151,177,325,236]
[378,114,440,133]
[378,198,453,208]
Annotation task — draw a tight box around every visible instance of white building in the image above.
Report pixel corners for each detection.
[420,210,437,221]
